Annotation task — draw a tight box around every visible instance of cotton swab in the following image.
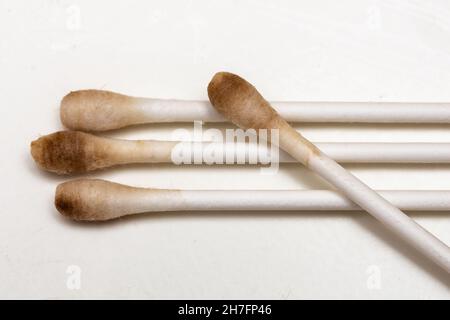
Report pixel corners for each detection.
[55,179,450,221]
[30,131,450,174]
[60,89,450,131]
[207,71,450,272]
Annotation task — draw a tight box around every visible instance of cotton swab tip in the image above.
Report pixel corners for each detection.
[208,72,281,130]
[60,89,144,131]
[30,131,109,174]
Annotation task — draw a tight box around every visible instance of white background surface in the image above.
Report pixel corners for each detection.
[1,0,450,299]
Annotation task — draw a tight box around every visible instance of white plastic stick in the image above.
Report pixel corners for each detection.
[162,141,450,164]
[135,100,450,123]
[60,89,450,131]
[177,190,450,211]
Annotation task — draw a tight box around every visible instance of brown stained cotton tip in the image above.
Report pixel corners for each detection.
[60,90,144,131]
[207,71,321,163]
[55,179,146,221]
[30,131,114,174]
[207,72,281,130]
[55,179,178,221]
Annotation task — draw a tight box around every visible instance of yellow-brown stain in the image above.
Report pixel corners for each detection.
[208,72,322,167]
[30,131,113,174]
[55,179,182,221]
